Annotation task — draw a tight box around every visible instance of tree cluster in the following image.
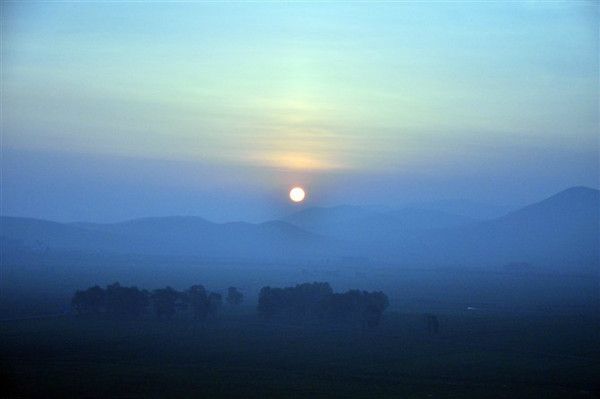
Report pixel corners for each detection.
[72,283,148,318]
[72,281,388,326]
[258,282,389,327]
[226,287,243,305]
[182,285,224,321]
[258,282,333,319]
[72,283,242,320]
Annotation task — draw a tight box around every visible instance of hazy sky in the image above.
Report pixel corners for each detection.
[2,2,598,222]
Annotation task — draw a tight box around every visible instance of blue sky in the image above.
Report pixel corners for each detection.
[1,2,598,222]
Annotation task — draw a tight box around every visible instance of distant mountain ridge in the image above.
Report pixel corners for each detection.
[1,186,598,270]
[400,199,515,220]
[283,205,477,242]
[1,215,342,261]
[395,186,599,269]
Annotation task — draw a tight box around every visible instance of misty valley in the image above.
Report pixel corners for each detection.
[3,2,599,397]
[1,187,599,398]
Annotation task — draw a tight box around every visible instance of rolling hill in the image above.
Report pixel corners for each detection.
[1,186,598,270]
[283,205,476,241]
[0,216,343,261]
[383,186,599,269]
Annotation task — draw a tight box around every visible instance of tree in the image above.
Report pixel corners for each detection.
[71,283,149,318]
[151,287,180,319]
[362,291,389,327]
[258,282,333,319]
[186,285,209,320]
[226,287,243,305]
[72,285,105,315]
[184,285,222,320]
[105,282,148,318]
[257,287,275,318]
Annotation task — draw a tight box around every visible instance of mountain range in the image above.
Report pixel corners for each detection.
[1,186,598,271]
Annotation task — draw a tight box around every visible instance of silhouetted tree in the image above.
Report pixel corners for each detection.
[105,282,149,318]
[72,285,105,315]
[183,285,222,320]
[151,287,180,319]
[226,287,243,305]
[186,285,209,320]
[72,283,148,318]
[293,282,333,318]
[258,282,333,319]
[323,290,362,323]
[257,286,277,319]
[362,291,389,327]
[258,282,388,327]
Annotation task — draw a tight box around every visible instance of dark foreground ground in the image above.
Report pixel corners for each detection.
[1,310,599,398]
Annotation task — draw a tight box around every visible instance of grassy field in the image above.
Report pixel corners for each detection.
[1,310,599,398]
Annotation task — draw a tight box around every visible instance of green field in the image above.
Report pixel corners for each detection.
[2,310,599,398]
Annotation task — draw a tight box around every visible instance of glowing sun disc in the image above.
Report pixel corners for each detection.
[289,187,306,202]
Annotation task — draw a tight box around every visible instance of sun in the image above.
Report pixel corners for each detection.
[289,187,306,203]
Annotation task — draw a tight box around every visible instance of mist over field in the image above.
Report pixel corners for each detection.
[1,2,599,398]
[2,185,599,313]
[1,186,598,397]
